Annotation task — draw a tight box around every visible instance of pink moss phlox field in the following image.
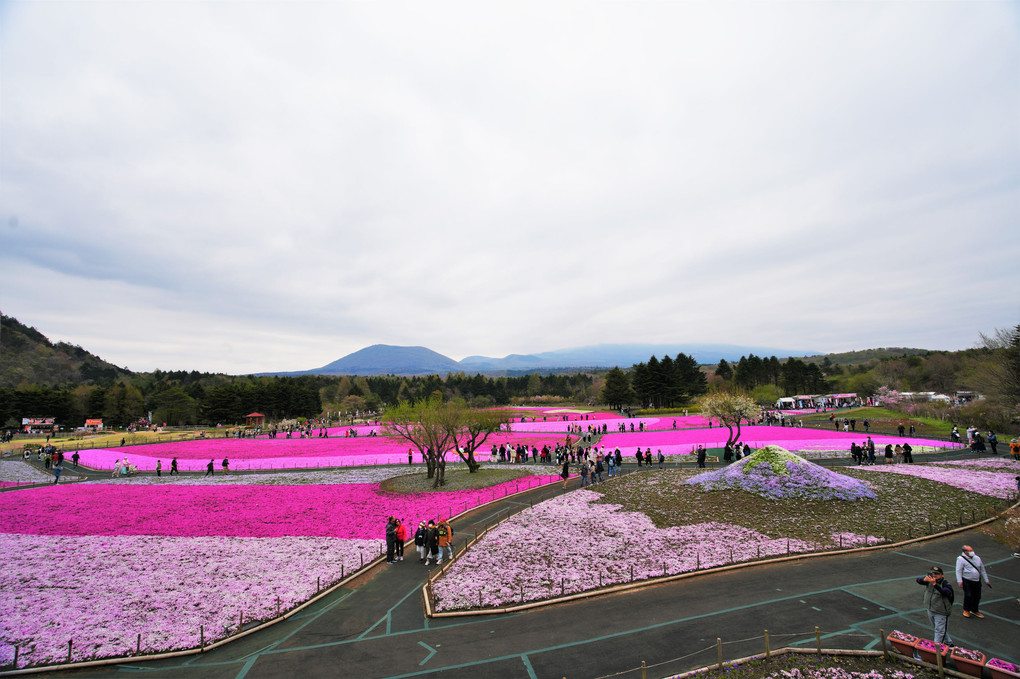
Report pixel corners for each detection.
[856,464,1016,498]
[73,431,564,471]
[432,489,830,611]
[597,426,952,458]
[931,459,1020,473]
[0,476,561,539]
[0,533,377,668]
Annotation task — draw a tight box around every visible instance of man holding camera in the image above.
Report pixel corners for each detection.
[917,565,954,644]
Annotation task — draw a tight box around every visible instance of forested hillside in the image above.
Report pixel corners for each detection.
[0,315,130,387]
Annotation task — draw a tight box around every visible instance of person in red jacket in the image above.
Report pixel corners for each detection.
[394,518,408,562]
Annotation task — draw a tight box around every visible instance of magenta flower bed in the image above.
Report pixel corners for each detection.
[597,426,951,457]
[0,476,560,540]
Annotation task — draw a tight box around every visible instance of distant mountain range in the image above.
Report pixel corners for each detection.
[265,342,820,377]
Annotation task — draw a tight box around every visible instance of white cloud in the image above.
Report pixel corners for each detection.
[1,1,1017,372]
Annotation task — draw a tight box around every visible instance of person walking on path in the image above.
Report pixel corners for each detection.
[170,457,179,475]
[71,451,80,468]
[424,520,439,565]
[414,521,427,563]
[988,431,998,455]
[156,460,162,478]
[956,545,991,618]
[696,445,707,468]
[560,458,570,489]
[394,518,407,562]
[205,459,215,476]
[1010,438,1020,461]
[437,519,453,564]
[385,516,397,564]
[222,457,230,475]
[917,565,954,645]
[52,462,63,484]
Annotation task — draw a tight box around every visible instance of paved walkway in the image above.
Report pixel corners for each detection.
[22,459,1019,679]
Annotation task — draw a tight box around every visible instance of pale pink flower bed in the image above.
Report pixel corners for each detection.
[0,534,378,667]
[72,432,564,471]
[432,490,881,611]
[931,458,1020,472]
[856,464,1017,498]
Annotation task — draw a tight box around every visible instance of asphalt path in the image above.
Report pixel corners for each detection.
[22,458,1019,679]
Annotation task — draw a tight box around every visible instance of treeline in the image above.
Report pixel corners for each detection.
[712,348,994,406]
[599,353,708,408]
[717,355,827,395]
[0,370,598,429]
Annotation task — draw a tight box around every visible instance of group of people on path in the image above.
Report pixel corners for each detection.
[385,516,453,565]
[917,544,993,646]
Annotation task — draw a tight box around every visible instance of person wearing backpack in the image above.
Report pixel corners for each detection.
[956,545,991,618]
[917,565,954,644]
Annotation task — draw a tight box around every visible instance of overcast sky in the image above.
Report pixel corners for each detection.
[1,1,1018,374]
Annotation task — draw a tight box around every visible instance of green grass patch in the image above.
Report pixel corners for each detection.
[380,467,538,493]
[594,466,1003,545]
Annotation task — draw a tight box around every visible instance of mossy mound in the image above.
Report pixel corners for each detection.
[686,445,876,501]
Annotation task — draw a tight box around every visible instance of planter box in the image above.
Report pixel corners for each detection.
[987,660,1020,679]
[886,633,917,656]
[915,640,949,665]
[951,649,986,678]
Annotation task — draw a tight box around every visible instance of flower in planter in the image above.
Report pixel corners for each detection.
[915,639,948,654]
[952,647,984,661]
[988,659,1020,673]
[888,630,918,643]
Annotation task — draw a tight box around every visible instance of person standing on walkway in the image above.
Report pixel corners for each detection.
[560,458,570,488]
[222,457,230,475]
[437,519,453,564]
[956,545,991,618]
[156,460,162,478]
[414,521,427,562]
[205,459,215,476]
[385,516,397,564]
[394,518,407,562]
[696,445,707,468]
[424,520,439,565]
[917,566,954,644]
